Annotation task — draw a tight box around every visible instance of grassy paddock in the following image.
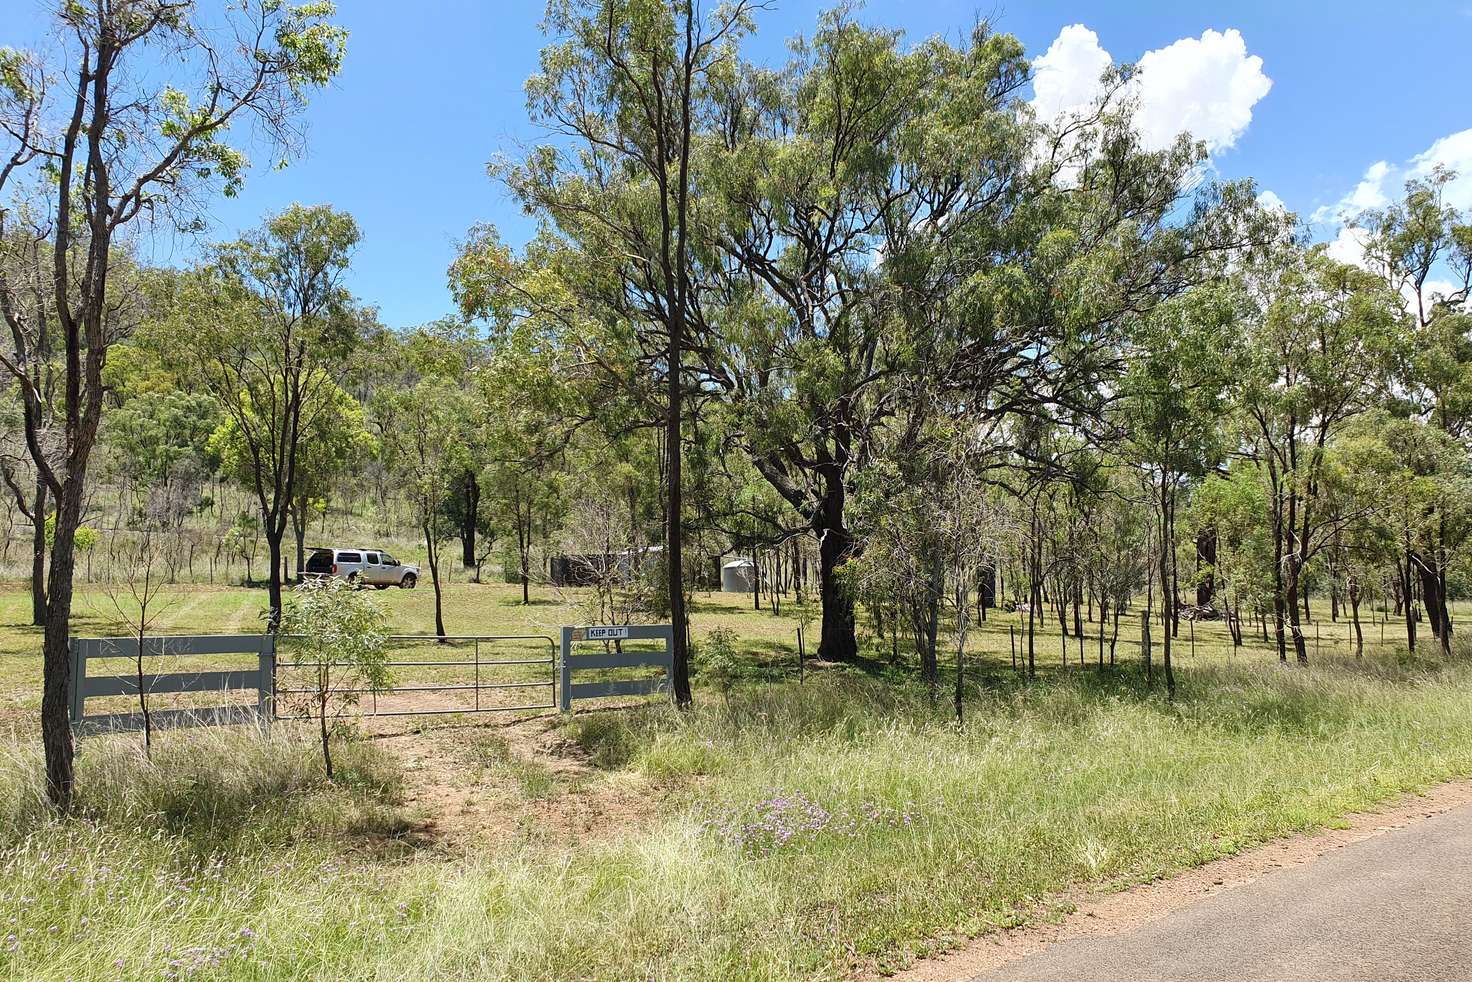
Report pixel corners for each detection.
[3,639,1472,979]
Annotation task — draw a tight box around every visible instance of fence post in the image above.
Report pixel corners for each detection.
[559,626,573,712]
[68,639,87,726]
[258,633,275,731]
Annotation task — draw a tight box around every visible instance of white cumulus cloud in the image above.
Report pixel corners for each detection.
[1325,225,1370,267]
[1030,25,1272,155]
[1313,128,1472,225]
[1256,190,1287,213]
[1032,25,1114,124]
[1408,129,1472,211]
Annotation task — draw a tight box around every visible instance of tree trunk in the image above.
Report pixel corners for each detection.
[1349,574,1363,658]
[41,481,85,810]
[460,469,479,568]
[1285,558,1309,665]
[426,525,446,640]
[1109,600,1120,665]
[292,503,307,583]
[265,529,285,630]
[517,509,531,605]
[1097,591,1106,672]
[319,696,334,779]
[1398,557,1418,653]
[954,602,966,724]
[1159,475,1175,699]
[1272,517,1288,663]
[1414,552,1451,656]
[1195,526,1217,607]
[30,482,47,626]
[815,499,858,662]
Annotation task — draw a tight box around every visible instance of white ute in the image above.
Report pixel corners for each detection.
[304,547,419,589]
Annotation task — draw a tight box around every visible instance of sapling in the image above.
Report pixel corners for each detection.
[702,628,740,709]
[277,577,391,778]
[100,526,179,757]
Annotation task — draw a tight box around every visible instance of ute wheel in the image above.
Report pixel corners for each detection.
[346,572,361,589]
[400,573,417,590]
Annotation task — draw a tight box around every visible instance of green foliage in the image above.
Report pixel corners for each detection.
[43,513,96,552]
[208,377,376,501]
[699,627,741,703]
[277,578,392,776]
[105,390,222,486]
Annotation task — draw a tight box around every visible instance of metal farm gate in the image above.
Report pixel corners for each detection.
[69,626,672,734]
[273,634,558,720]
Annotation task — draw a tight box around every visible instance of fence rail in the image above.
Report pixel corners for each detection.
[559,624,674,710]
[69,634,274,736]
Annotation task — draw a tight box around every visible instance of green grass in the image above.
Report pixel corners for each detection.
[2,582,1470,979]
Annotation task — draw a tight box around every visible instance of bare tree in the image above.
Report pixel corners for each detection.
[99,513,181,758]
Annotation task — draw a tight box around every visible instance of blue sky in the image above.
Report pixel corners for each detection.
[11,1,1472,328]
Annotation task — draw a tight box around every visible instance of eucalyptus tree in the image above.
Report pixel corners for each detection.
[209,380,375,579]
[1119,286,1243,696]
[161,205,363,628]
[1333,411,1472,655]
[1235,246,1402,663]
[455,0,759,705]
[474,325,574,607]
[713,13,1272,663]
[1080,462,1150,668]
[1357,167,1471,337]
[0,224,56,626]
[395,318,490,572]
[686,13,1046,662]
[847,416,1003,699]
[379,379,466,640]
[0,4,346,808]
[1186,467,1276,647]
[1355,171,1472,646]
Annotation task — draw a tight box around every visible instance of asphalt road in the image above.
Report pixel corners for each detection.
[975,802,1472,982]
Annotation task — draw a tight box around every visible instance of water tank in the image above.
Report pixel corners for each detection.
[721,557,755,593]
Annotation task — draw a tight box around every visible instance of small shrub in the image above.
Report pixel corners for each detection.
[466,731,512,767]
[509,759,557,800]
[700,627,740,706]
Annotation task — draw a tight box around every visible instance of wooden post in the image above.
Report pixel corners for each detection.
[797,625,805,684]
[1009,624,1017,669]
[1189,618,1195,659]
[559,626,573,712]
[68,639,87,726]
[258,634,276,732]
